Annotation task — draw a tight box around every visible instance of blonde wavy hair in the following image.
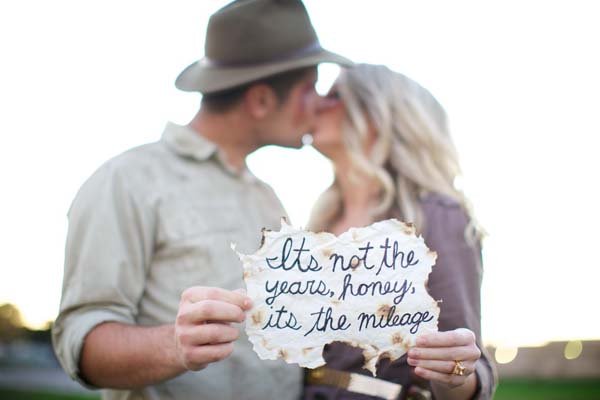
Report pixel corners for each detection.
[308,64,483,243]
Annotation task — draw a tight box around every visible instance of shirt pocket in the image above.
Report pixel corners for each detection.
[159,198,239,241]
[151,197,240,295]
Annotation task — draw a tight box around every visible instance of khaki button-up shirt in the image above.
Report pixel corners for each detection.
[52,122,302,400]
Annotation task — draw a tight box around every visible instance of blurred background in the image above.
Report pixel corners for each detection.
[1,1,598,399]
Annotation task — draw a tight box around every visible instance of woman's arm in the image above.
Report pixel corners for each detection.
[410,196,496,399]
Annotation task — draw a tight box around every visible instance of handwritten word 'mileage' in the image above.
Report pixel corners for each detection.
[265,279,331,305]
[266,237,322,273]
[357,305,433,334]
[338,273,414,305]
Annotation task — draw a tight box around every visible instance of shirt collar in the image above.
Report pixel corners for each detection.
[161,122,258,183]
[162,122,218,161]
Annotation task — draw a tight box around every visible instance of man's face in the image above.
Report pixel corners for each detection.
[259,69,319,148]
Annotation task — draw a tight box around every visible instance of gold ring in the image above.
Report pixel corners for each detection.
[452,360,465,376]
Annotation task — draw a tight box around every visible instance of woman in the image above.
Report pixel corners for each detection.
[303,64,496,400]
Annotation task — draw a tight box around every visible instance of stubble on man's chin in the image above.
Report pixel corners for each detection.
[254,137,303,151]
[276,131,311,149]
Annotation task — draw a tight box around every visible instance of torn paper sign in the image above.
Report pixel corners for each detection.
[232,218,439,375]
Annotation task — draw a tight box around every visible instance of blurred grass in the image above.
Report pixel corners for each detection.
[0,388,98,399]
[2,379,600,399]
[494,379,600,400]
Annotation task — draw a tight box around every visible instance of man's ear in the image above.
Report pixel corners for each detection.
[244,84,278,119]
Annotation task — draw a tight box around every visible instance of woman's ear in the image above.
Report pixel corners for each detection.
[244,84,278,119]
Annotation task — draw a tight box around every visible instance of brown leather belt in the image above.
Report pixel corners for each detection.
[306,366,403,400]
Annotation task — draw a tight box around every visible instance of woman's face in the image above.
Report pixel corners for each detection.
[311,86,347,160]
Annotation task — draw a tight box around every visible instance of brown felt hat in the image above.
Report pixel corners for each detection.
[175,0,352,94]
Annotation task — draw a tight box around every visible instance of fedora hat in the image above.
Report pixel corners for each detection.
[175,0,352,94]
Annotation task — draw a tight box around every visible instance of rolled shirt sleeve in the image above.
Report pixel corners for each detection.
[52,159,156,386]
[422,196,497,400]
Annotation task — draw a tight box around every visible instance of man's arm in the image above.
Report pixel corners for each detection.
[80,287,251,389]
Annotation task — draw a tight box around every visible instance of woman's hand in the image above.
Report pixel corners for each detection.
[407,328,481,388]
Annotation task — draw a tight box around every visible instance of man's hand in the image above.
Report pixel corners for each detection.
[174,287,252,371]
[407,328,480,395]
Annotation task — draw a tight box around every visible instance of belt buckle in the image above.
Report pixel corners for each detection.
[347,373,403,400]
[406,385,433,400]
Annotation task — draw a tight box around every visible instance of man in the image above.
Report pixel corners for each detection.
[52,1,351,399]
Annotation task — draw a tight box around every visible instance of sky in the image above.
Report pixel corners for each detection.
[0,0,598,347]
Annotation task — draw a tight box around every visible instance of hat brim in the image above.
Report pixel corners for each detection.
[175,49,353,93]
